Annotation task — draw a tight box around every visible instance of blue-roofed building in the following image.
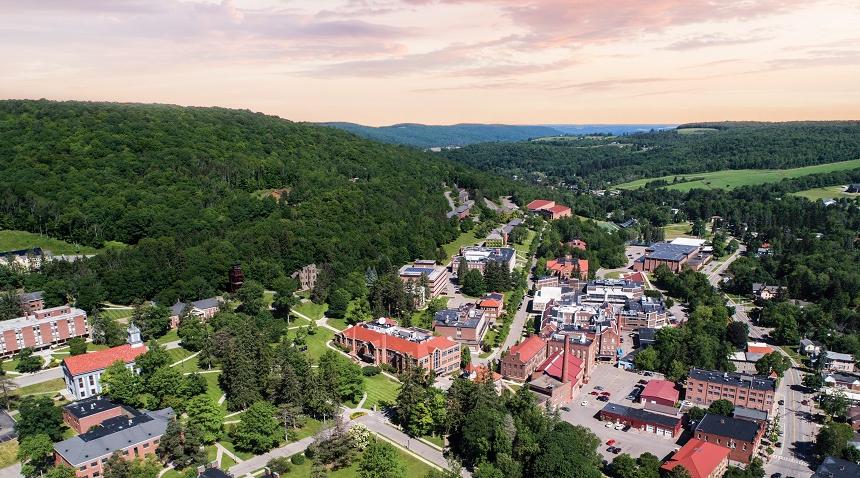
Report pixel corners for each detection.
[633,242,702,272]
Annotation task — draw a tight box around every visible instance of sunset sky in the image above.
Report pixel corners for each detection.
[2,0,859,125]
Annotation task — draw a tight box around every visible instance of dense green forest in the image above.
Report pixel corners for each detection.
[443,121,860,188]
[0,100,529,306]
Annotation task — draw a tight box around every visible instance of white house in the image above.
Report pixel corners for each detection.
[61,324,147,401]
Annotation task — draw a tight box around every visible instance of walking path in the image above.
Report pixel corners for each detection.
[228,437,315,476]
[216,442,244,464]
[0,463,21,478]
[169,350,200,367]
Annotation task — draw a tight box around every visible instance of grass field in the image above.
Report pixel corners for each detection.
[172,355,200,374]
[16,378,66,397]
[100,308,133,322]
[576,215,619,232]
[362,374,400,410]
[326,317,349,331]
[676,127,718,135]
[791,185,860,201]
[278,443,434,477]
[156,329,180,345]
[512,229,536,266]
[202,372,226,408]
[442,231,480,263]
[662,222,693,240]
[293,301,328,321]
[286,327,336,362]
[167,347,194,364]
[0,230,125,254]
[615,159,860,191]
[0,440,18,469]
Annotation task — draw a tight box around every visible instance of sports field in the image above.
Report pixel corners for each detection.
[791,185,860,201]
[615,159,860,191]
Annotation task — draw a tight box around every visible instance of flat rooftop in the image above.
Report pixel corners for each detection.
[688,368,776,392]
[645,242,698,261]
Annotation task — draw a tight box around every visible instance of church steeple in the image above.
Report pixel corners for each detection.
[127,322,142,347]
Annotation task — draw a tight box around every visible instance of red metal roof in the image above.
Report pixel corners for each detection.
[62,344,148,376]
[508,335,546,362]
[642,379,680,403]
[536,349,583,383]
[526,199,554,210]
[661,438,730,478]
[343,325,458,359]
[478,298,502,308]
[547,204,571,214]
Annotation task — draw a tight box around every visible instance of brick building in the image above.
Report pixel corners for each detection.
[685,369,776,412]
[546,256,589,280]
[477,293,504,322]
[453,246,516,274]
[547,333,596,383]
[694,413,764,464]
[526,199,572,220]
[617,297,669,331]
[168,297,221,329]
[63,397,128,434]
[337,320,460,376]
[599,402,683,438]
[18,290,45,314]
[528,338,584,407]
[433,304,490,352]
[501,335,548,382]
[633,242,701,273]
[0,304,88,357]
[640,379,680,407]
[54,408,174,478]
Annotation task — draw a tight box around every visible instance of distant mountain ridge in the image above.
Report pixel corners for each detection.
[322,122,676,148]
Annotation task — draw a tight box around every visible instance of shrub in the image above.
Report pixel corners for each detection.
[290,454,306,465]
[267,457,292,474]
[362,366,380,376]
[304,443,316,459]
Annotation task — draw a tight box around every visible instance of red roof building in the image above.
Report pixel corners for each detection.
[336,321,460,376]
[526,199,555,211]
[567,239,587,251]
[501,335,548,381]
[641,379,680,407]
[477,292,504,322]
[547,257,589,280]
[529,338,584,407]
[61,342,148,401]
[661,438,730,478]
[546,204,572,220]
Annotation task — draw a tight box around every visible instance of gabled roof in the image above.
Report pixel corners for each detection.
[62,344,148,376]
[342,324,457,359]
[813,456,860,478]
[536,349,582,383]
[508,335,546,363]
[526,199,554,210]
[641,380,679,403]
[661,438,730,478]
[547,204,571,214]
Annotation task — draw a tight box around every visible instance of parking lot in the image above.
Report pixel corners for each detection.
[561,364,681,462]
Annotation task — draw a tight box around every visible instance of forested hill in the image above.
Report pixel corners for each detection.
[442,121,860,189]
[0,100,516,304]
[322,122,562,148]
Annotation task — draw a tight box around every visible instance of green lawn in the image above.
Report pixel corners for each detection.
[173,355,201,374]
[263,291,275,309]
[576,215,619,232]
[156,329,180,345]
[512,229,536,262]
[202,372,226,409]
[293,301,328,321]
[16,378,66,397]
[362,374,400,410]
[1,358,20,373]
[441,231,480,263]
[326,317,349,331]
[218,439,254,461]
[278,443,434,477]
[0,230,102,254]
[662,222,693,240]
[615,159,860,191]
[0,440,18,468]
[100,308,133,321]
[676,127,718,135]
[791,185,860,201]
[286,327,336,362]
[167,347,194,364]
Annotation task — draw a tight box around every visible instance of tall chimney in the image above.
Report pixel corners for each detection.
[562,335,570,384]
[381,332,388,368]
[351,327,357,356]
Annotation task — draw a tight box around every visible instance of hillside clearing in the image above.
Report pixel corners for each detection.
[615,159,860,191]
[0,230,105,255]
[791,185,860,201]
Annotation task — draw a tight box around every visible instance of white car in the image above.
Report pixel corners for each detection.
[615,424,625,430]
[580,400,589,406]
[605,422,613,428]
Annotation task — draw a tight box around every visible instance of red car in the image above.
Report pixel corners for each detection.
[601,391,611,396]
[590,391,599,396]
[606,439,616,446]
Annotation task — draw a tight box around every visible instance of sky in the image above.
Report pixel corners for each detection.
[1,0,859,125]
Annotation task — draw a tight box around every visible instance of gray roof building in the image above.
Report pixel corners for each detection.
[54,408,174,466]
[645,243,698,261]
[695,413,760,443]
[688,368,776,392]
[813,456,860,478]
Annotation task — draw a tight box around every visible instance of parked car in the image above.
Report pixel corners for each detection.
[614,423,625,430]
[610,447,621,454]
[581,400,589,406]
[778,399,785,405]
[638,379,648,385]
[605,422,614,428]
[590,391,599,396]
[594,386,605,391]
[597,395,609,402]
[606,439,616,446]
[560,406,570,412]
[643,371,653,377]
[601,391,611,396]
[625,395,635,400]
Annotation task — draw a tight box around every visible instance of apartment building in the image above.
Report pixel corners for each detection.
[0,304,88,357]
[398,260,450,307]
[686,369,776,412]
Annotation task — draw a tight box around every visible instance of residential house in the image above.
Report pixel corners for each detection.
[685,369,776,412]
[500,335,548,382]
[824,372,860,391]
[433,305,490,352]
[661,438,730,478]
[61,324,147,401]
[567,239,587,251]
[528,338,584,407]
[752,283,785,301]
[336,320,460,376]
[463,363,503,393]
[18,290,45,314]
[599,402,683,438]
[800,338,824,357]
[825,351,856,373]
[446,201,473,219]
[0,304,88,358]
[54,408,174,478]
[546,256,589,280]
[847,184,860,194]
[477,293,504,322]
[168,297,221,329]
[63,397,128,434]
[756,243,772,257]
[812,456,860,478]
[694,413,764,464]
[500,219,523,245]
[398,260,450,307]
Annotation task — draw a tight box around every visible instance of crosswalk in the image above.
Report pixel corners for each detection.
[774,454,807,466]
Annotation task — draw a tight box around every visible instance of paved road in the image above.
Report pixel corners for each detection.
[705,245,745,287]
[356,413,469,477]
[229,436,315,476]
[0,463,21,478]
